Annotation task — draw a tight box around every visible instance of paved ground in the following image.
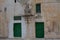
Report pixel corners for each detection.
[0,38,60,40]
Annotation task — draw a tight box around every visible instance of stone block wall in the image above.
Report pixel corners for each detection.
[0,0,8,38]
[33,0,60,38]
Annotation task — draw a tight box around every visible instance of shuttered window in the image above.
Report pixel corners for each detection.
[36,3,41,13]
[14,16,21,20]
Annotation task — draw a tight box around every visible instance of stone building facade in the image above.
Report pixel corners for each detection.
[32,0,60,38]
[0,0,60,39]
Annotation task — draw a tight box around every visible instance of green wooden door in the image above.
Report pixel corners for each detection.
[13,23,21,37]
[35,22,44,38]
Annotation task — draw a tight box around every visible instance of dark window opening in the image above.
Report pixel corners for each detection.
[36,3,41,13]
[14,0,16,3]
[14,16,21,20]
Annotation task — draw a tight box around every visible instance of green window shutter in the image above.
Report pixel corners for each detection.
[36,3,41,13]
[35,22,44,38]
[14,16,21,20]
[13,23,22,37]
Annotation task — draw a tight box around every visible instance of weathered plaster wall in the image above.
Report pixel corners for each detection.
[6,0,27,38]
[0,0,60,39]
[42,1,60,39]
[33,0,60,38]
[42,3,58,38]
[0,0,8,38]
